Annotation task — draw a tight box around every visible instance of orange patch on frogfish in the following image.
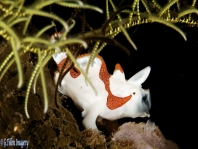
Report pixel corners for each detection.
[77,53,90,58]
[115,63,124,73]
[70,67,81,78]
[57,58,81,78]
[97,55,132,110]
[68,53,91,78]
[57,58,72,71]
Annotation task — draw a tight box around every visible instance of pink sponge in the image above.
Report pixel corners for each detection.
[111,121,179,149]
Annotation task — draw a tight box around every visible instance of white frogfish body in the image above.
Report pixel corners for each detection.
[53,52,151,130]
